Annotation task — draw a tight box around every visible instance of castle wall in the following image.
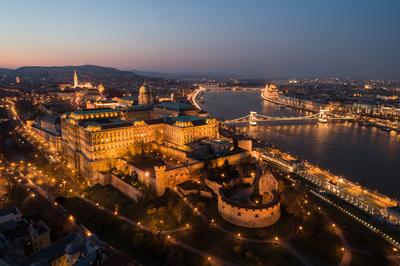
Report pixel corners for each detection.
[217,197,280,228]
[204,179,222,194]
[113,159,155,187]
[238,139,252,152]
[209,151,248,168]
[110,174,142,201]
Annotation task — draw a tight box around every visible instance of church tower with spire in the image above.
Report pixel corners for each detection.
[73,69,79,88]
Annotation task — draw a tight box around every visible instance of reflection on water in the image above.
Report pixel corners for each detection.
[201,91,400,198]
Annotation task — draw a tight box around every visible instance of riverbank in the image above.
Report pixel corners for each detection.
[262,94,400,133]
[199,91,400,198]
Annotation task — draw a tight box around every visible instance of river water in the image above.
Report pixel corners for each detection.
[200,91,400,198]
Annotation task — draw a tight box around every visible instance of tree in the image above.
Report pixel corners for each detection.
[222,159,230,170]
[281,185,307,219]
[169,198,185,225]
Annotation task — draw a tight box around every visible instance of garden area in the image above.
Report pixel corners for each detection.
[82,184,201,232]
[62,197,201,266]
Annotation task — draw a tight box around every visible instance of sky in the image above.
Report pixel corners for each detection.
[1,0,400,79]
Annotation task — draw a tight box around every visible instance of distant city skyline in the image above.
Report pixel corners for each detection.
[1,0,400,79]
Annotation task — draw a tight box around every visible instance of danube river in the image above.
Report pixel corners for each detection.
[200,91,400,198]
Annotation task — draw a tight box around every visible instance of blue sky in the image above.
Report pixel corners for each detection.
[1,0,399,78]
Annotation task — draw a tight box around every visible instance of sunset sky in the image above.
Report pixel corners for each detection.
[1,0,399,78]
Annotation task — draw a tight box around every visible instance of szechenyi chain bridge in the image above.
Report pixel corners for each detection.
[221,109,353,126]
[189,87,354,126]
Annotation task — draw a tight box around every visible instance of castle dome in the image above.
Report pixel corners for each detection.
[139,81,150,94]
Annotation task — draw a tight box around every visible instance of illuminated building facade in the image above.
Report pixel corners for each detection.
[261,84,279,100]
[72,69,93,89]
[60,108,219,179]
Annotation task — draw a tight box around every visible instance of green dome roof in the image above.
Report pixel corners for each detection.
[139,81,150,94]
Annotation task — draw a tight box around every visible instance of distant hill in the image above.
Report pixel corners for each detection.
[131,70,167,78]
[131,69,246,80]
[15,64,140,78]
[0,65,147,88]
[0,68,13,75]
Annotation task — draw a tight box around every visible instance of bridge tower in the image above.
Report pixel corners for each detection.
[249,111,257,126]
[318,108,328,123]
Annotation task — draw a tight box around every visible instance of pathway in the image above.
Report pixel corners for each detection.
[175,189,313,266]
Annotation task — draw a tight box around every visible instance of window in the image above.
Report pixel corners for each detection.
[255,214,259,218]
[237,212,241,216]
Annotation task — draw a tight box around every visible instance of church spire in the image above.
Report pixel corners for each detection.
[73,69,79,88]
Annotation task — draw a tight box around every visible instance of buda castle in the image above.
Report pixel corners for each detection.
[28,81,233,194]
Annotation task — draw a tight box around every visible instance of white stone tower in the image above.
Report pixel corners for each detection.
[73,69,79,88]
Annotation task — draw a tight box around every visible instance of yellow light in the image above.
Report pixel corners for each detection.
[275,236,279,241]
[332,223,336,227]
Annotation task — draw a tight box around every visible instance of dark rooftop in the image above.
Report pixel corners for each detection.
[0,206,20,217]
[21,233,84,266]
[73,108,117,115]
[155,101,195,111]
